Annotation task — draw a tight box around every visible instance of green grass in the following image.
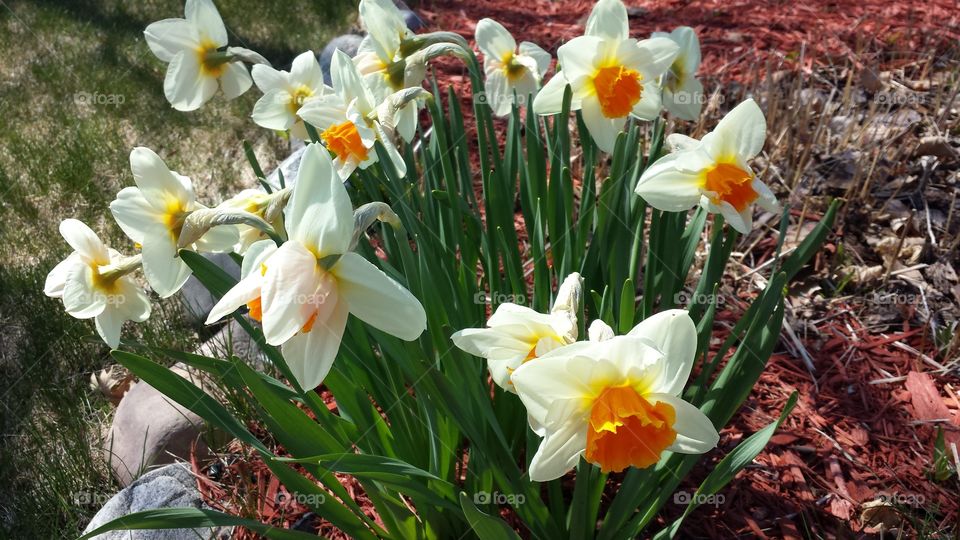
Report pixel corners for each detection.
[0,0,353,536]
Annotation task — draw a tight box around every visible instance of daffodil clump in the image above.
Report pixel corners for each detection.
[68,0,837,538]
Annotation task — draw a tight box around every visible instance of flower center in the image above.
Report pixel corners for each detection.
[500,51,527,82]
[196,39,227,77]
[585,386,677,473]
[287,85,315,115]
[246,296,263,321]
[703,162,757,212]
[91,265,122,295]
[321,121,369,163]
[592,65,643,118]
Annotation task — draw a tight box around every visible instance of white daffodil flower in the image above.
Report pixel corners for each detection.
[251,51,330,140]
[215,188,288,254]
[109,147,238,298]
[144,0,253,111]
[451,273,582,392]
[354,0,420,142]
[44,219,151,348]
[511,309,719,481]
[298,50,411,180]
[206,143,427,390]
[532,0,678,153]
[634,99,779,234]
[475,18,551,117]
[652,26,703,121]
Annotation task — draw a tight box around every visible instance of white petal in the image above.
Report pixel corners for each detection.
[705,99,766,161]
[287,143,353,253]
[240,240,277,278]
[512,349,619,426]
[358,0,407,63]
[251,63,287,92]
[289,50,324,91]
[164,50,217,112]
[753,178,780,212]
[670,26,701,73]
[144,19,198,62]
[450,328,530,360]
[394,101,418,143]
[533,73,575,115]
[298,93,348,132]
[332,50,374,115]
[252,89,295,131]
[585,0,628,41]
[626,309,697,396]
[259,241,325,345]
[333,252,426,341]
[647,393,719,453]
[219,61,252,99]
[666,133,701,153]
[185,0,227,47]
[663,77,703,121]
[631,78,663,120]
[129,147,195,212]
[587,319,615,342]
[581,96,625,154]
[115,278,152,323]
[527,419,587,482]
[141,223,191,298]
[707,197,751,234]
[205,272,262,324]
[44,252,82,298]
[475,18,516,61]
[518,41,552,78]
[110,187,159,245]
[634,152,709,211]
[59,219,108,264]
[62,264,105,318]
[555,36,602,84]
[636,37,680,79]
[281,296,349,390]
[95,307,124,349]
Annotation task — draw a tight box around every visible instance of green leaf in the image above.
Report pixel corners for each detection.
[458,492,522,540]
[78,508,323,540]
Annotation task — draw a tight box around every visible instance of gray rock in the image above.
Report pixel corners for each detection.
[180,252,240,328]
[265,144,307,190]
[105,375,209,486]
[319,34,364,85]
[82,464,228,539]
[196,319,270,371]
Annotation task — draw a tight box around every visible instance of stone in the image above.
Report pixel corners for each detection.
[265,144,307,191]
[105,374,208,486]
[196,319,270,371]
[319,34,364,85]
[179,252,240,328]
[82,463,229,540]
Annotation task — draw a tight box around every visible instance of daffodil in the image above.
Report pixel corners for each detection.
[206,143,427,389]
[354,0,420,142]
[251,51,329,139]
[44,219,151,348]
[474,18,551,117]
[634,99,778,234]
[144,0,253,111]
[298,50,418,180]
[651,26,703,121]
[532,0,678,153]
[451,273,581,392]
[511,309,719,481]
[109,147,238,298]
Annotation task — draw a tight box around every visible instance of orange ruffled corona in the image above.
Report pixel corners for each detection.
[585,386,677,472]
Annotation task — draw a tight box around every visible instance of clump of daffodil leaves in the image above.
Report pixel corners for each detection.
[66,0,837,538]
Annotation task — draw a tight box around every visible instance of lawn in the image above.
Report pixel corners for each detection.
[0,0,353,536]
